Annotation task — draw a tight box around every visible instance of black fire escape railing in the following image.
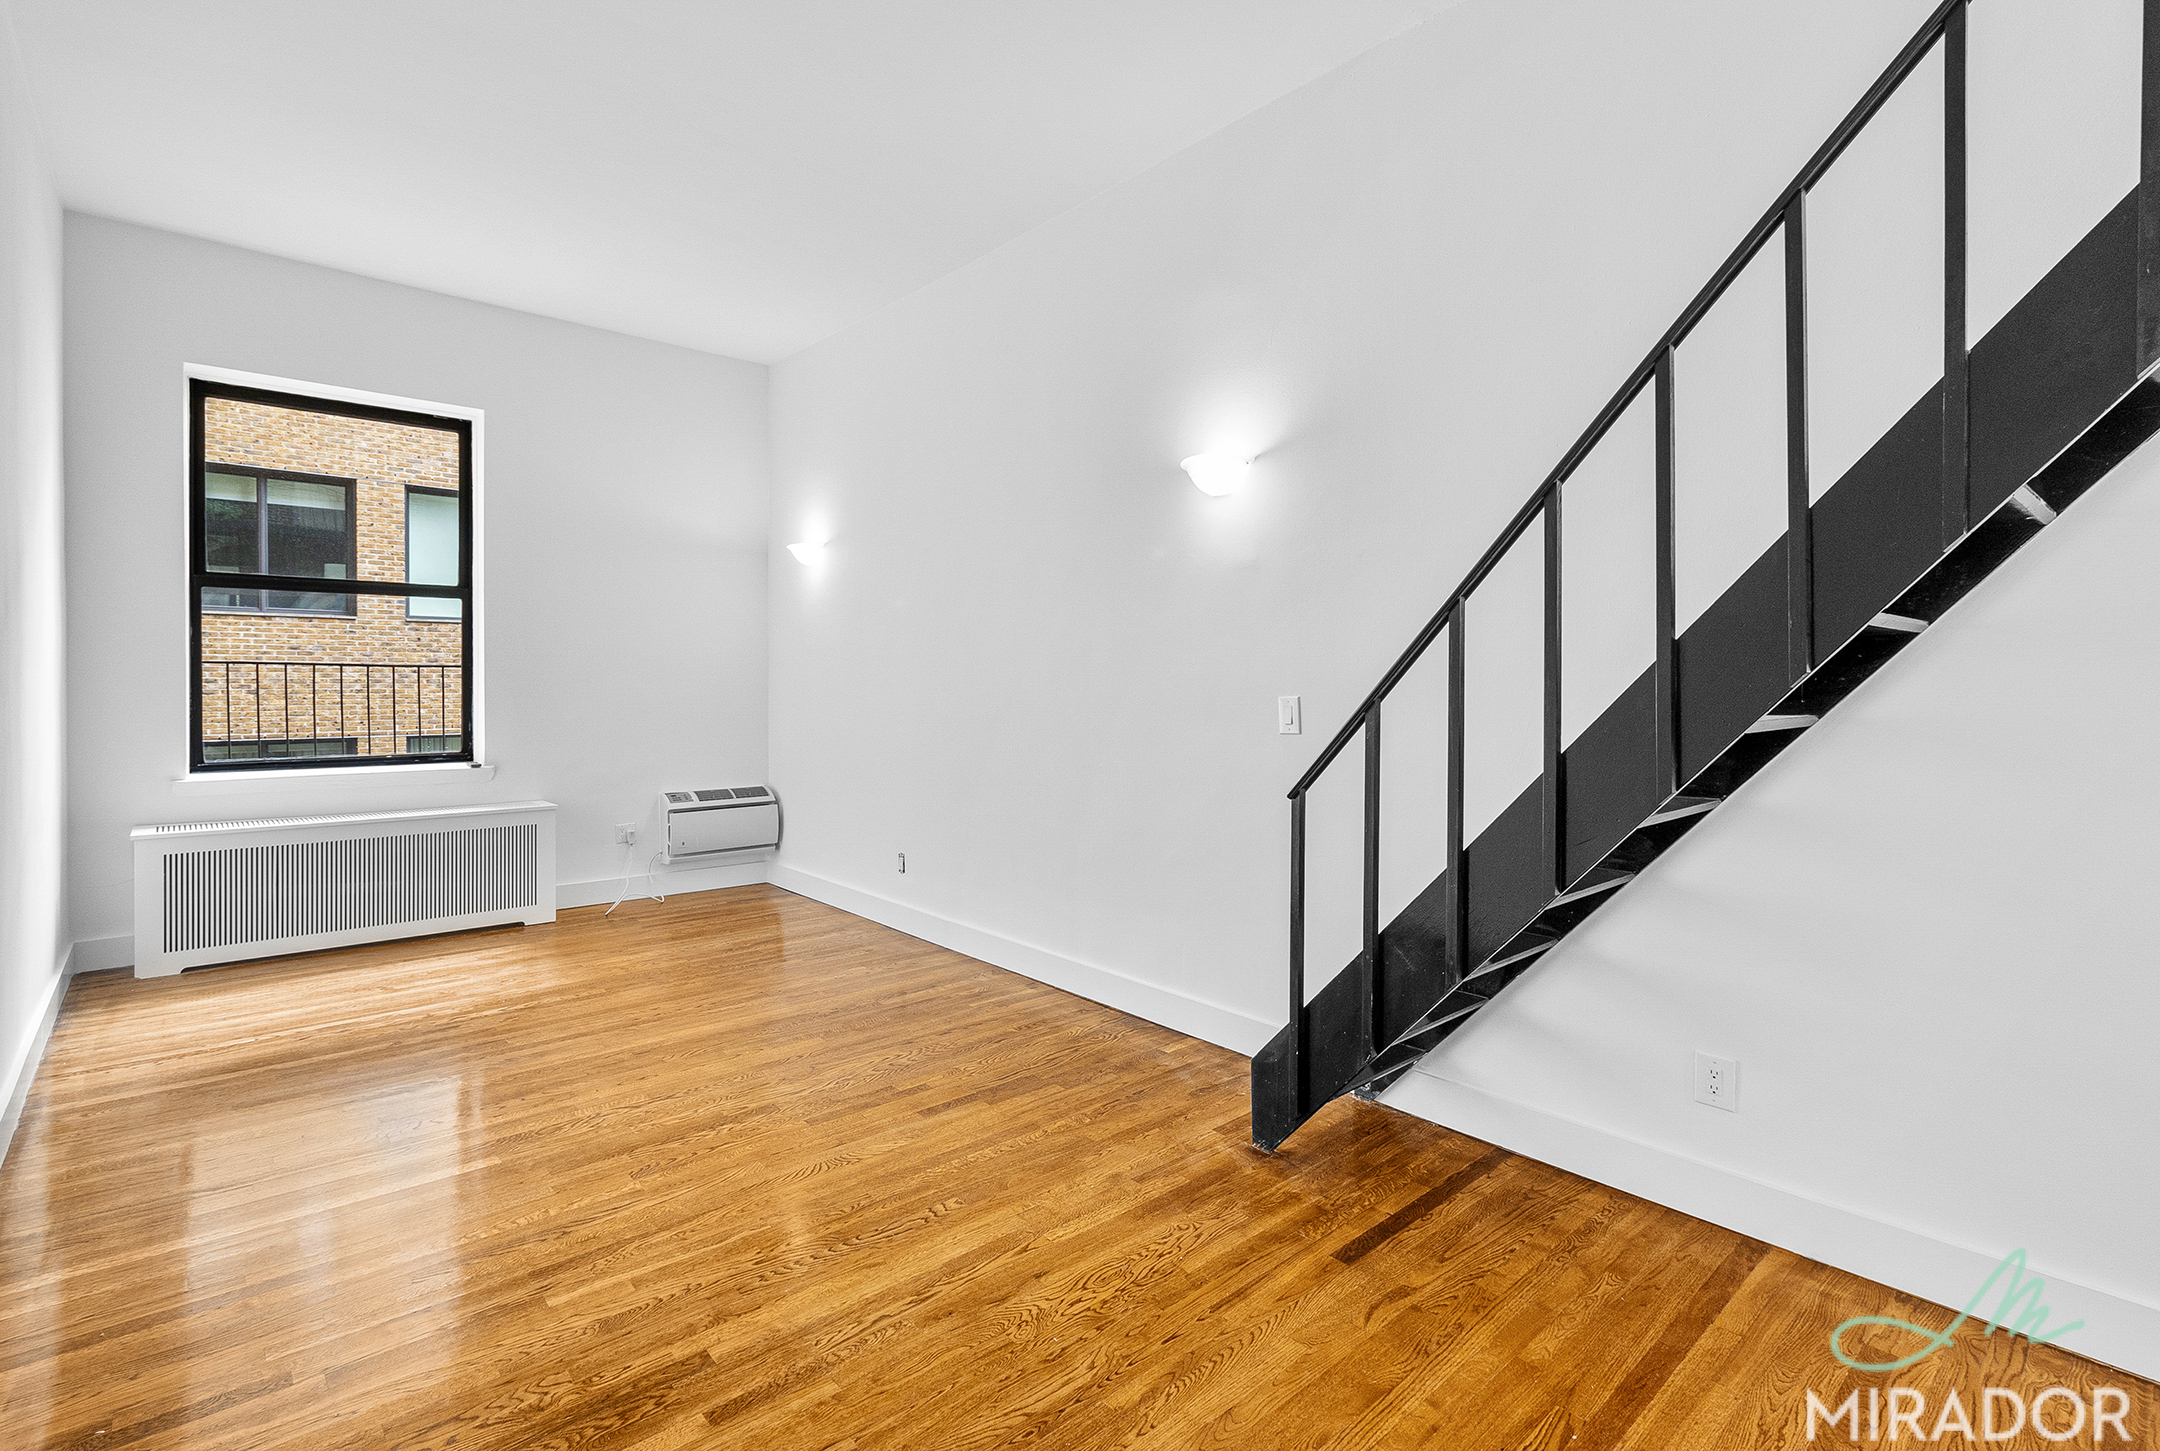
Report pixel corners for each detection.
[201,659,464,759]
[1275,0,2160,1126]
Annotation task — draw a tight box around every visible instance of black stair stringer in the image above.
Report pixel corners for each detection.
[1252,185,2160,1152]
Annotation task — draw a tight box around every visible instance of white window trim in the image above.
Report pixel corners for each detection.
[173,762,498,796]
[179,364,487,784]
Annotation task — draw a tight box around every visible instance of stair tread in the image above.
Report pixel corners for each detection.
[1396,995,1485,1041]
[2009,483,2058,524]
[1551,869,1633,906]
[1473,938,1557,976]
[1744,713,1819,734]
[1641,795,1719,826]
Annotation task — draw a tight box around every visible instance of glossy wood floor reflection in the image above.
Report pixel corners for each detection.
[1,886,2149,1449]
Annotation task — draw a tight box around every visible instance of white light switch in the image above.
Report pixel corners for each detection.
[1278,696,1301,734]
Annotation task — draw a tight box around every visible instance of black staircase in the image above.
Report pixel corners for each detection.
[1253,0,2160,1150]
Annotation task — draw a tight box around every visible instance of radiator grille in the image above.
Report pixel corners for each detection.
[160,823,540,954]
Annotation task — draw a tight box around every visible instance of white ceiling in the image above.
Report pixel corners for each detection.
[10,1,1453,362]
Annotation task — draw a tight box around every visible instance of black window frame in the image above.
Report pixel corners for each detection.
[200,464,360,617]
[189,379,476,774]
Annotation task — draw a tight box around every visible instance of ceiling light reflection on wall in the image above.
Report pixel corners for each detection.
[786,539,827,565]
[1180,453,1251,496]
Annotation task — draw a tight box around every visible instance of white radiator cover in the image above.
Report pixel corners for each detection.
[131,800,557,978]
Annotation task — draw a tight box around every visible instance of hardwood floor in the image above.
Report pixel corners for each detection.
[0,884,2147,1449]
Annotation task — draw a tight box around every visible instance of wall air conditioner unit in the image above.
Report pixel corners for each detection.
[658,786,781,863]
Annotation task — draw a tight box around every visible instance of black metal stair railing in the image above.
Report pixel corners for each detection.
[1254,0,2160,1150]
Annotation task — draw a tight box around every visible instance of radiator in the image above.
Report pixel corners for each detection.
[131,800,557,978]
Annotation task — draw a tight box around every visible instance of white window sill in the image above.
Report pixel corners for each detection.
[172,763,497,796]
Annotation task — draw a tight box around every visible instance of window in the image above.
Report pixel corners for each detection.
[202,468,356,614]
[191,379,474,772]
[203,737,360,761]
[405,487,462,620]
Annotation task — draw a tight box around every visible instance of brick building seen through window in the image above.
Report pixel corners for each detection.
[194,387,471,766]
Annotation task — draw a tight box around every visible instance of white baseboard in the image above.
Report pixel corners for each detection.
[1383,1066,2160,1382]
[68,935,132,974]
[1,948,82,1169]
[768,864,1275,1055]
[556,858,770,910]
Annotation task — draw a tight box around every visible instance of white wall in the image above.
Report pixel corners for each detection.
[768,0,2138,1036]
[0,3,67,1154]
[766,0,2160,1373]
[64,216,770,948]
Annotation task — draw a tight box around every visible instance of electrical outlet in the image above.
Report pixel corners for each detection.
[897,852,906,874]
[1694,1051,1739,1112]
[615,823,636,845]
[1278,695,1301,734]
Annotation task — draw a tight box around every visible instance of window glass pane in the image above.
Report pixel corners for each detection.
[203,738,359,761]
[267,477,344,509]
[199,591,465,762]
[406,489,463,619]
[265,476,351,580]
[203,394,459,586]
[204,470,259,575]
[263,589,355,615]
[406,490,459,583]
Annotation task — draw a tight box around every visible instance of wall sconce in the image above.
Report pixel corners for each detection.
[786,539,827,565]
[1180,453,1251,497]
